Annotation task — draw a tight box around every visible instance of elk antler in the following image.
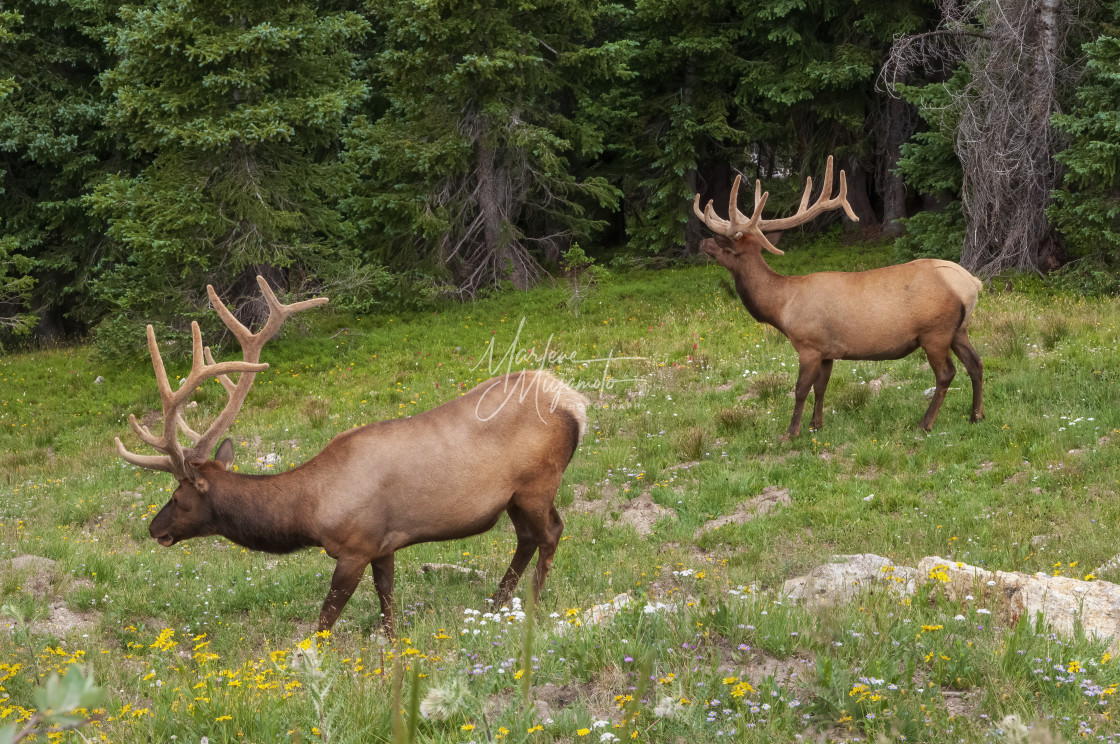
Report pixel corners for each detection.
[692,156,859,255]
[116,277,329,477]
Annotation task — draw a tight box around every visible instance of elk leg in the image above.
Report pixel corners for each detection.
[532,506,564,604]
[318,557,368,632]
[370,555,396,639]
[810,359,834,430]
[491,503,539,610]
[951,331,984,423]
[786,354,823,439]
[919,345,956,431]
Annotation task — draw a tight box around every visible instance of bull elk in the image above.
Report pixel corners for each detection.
[116,277,587,637]
[693,157,984,438]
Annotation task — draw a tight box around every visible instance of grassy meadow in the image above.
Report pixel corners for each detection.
[2,237,1120,742]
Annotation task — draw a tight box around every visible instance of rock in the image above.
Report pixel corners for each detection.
[917,556,1120,651]
[615,492,674,536]
[555,593,633,633]
[1094,554,1120,577]
[695,486,789,537]
[783,554,917,608]
[93,375,105,385]
[419,563,485,580]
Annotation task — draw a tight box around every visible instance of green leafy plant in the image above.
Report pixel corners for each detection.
[562,244,610,317]
[0,666,106,744]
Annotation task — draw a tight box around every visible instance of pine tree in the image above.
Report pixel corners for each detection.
[0,0,117,337]
[87,0,372,334]
[343,0,625,296]
[607,0,931,255]
[1051,5,1120,266]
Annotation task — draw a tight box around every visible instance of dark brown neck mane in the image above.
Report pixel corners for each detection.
[205,469,320,554]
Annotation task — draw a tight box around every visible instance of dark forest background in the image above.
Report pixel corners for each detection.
[1,0,1119,351]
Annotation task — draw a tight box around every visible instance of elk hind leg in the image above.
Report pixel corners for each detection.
[951,330,984,423]
[502,486,564,607]
[370,555,396,639]
[810,359,834,431]
[919,343,956,431]
[491,502,540,610]
[531,505,564,604]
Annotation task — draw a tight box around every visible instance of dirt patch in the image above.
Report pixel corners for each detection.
[6,555,57,597]
[708,634,813,687]
[567,483,621,515]
[1,602,99,636]
[695,486,790,537]
[975,461,995,475]
[614,493,675,536]
[486,681,605,723]
[941,689,981,719]
[713,381,736,393]
[666,461,699,472]
[41,603,98,635]
[740,651,813,687]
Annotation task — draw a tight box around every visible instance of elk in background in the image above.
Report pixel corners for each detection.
[693,157,984,438]
[116,277,588,637]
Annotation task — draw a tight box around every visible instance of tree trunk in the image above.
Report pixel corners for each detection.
[878,96,912,237]
[844,160,880,232]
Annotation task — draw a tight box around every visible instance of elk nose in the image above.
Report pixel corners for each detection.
[150,522,173,546]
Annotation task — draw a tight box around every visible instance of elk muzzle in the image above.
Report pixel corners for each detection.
[149,506,177,547]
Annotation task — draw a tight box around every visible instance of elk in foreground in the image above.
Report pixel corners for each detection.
[116,277,588,637]
[693,157,984,438]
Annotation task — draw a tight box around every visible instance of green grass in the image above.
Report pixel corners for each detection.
[2,240,1120,742]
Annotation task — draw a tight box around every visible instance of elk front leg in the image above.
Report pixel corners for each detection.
[785,353,823,439]
[810,359,834,430]
[318,557,368,632]
[370,555,396,639]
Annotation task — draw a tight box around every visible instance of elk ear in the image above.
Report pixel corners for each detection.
[214,438,235,470]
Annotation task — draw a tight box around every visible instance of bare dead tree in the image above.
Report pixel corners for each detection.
[884,0,1080,275]
[435,111,587,298]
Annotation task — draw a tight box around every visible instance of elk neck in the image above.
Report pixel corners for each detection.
[728,249,799,335]
[202,465,322,554]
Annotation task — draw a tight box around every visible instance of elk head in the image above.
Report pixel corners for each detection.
[116,277,327,546]
[693,156,859,259]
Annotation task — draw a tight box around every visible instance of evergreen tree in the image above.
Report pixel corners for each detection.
[0,0,117,337]
[1051,5,1120,265]
[607,0,931,255]
[87,0,372,335]
[343,0,625,296]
